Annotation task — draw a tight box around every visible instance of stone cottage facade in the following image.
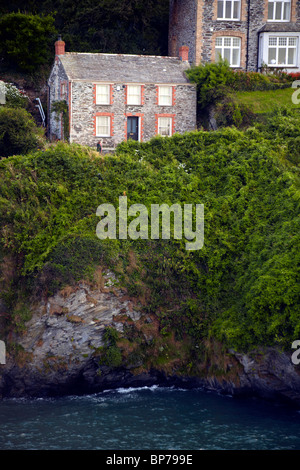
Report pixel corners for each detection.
[169,0,300,72]
[47,40,197,150]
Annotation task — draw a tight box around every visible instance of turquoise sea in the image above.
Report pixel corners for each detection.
[0,386,300,450]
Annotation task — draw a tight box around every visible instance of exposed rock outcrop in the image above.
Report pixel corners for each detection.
[1,272,300,405]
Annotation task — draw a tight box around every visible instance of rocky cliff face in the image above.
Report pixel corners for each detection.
[1,271,300,405]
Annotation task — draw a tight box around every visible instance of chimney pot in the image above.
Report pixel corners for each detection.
[179,45,189,62]
[55,37,65,56]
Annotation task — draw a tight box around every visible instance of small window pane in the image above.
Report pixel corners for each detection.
[216,37,223,46]
[225,0,232,18]
[275,2,282,20]
[283,2,290,19]
[288,48,296,64]
[224,48,231,62]
[268,48,277,63]
[217,0,224,18]
[233,1,239,18]
[278,48,286,63]
[232,49,239,66]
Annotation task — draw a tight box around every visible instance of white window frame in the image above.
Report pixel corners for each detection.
[258,32,300,70]
[215,36,241,67]
[96,84,110,105]
[158,117,173,137]
[217,0,241,20]
[96,115,111,137]
[267,36,298,66]
[267,0,291,22]
[158,86,173,106]
[127,85,142,105]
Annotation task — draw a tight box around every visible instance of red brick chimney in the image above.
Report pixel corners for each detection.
[55,36,65,56]
[179,45,189,62]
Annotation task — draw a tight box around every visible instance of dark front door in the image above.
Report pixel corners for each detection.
[127,116,139,141]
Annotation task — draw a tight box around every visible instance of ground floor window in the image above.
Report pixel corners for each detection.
[96,115,111,136]
[157,117,172,137]
[215,36,241,66]
[268,36,297,66]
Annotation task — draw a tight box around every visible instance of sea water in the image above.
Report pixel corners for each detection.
[0,386,300,450]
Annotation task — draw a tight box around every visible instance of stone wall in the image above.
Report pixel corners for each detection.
[48,58,69,141]
[69,81,197,149]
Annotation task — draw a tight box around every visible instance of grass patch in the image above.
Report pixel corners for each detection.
[236,87,300,113]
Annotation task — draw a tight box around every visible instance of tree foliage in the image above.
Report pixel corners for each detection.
[0,12,57,72]
[0,0,169,57]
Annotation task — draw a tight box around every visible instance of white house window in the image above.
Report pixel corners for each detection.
[268,0,291,21]
[96,85,110,105]
[158,117,172,136]
[268,36,297,65]
[215,36,241,66]
[127,85,142,105]
[96,115,111,136]
[158,86,173,106]
[217,0,241,20]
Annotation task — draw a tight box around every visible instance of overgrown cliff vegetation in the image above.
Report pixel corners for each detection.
[0,107,299,355]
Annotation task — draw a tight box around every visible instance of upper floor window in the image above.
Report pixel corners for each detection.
[215,36,241,67]
[127,85,142,105]
[268,36,297,65]
[217,0,241,20]
[158,86,173,106]
[268,0,291,21]
[96,85,110,105]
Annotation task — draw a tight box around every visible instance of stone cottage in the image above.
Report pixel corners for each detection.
[47,39,197,150]
[169,0,300,72]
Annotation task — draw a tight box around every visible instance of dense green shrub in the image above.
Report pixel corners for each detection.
[0,107,44,157]
[186,59,234,110]
[0,112,299,352]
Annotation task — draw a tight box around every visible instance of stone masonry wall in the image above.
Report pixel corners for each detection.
[169,0,198,63]
[69,81,197,149]
[48,58,69,140]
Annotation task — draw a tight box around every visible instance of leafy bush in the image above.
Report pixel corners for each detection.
[0,107,44,157]
[0,12,56,72]
[0,82,29,109]
[231,70,291,91]
[186,59,234,110]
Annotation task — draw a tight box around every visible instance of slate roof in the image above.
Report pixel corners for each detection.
[59,52,192,84]
[258,22,300,33]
